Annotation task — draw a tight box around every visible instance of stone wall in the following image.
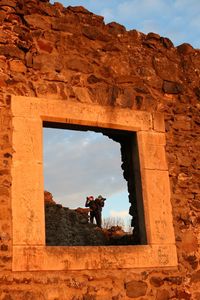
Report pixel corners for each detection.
[0,0,200,299]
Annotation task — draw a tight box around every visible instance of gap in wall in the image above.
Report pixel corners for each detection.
[43,123,146,246]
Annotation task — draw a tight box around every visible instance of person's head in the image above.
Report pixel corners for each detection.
[87,196,94,201]
[97,195,106,200]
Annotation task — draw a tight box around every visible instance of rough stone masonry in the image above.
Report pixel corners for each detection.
[0,0,200,299]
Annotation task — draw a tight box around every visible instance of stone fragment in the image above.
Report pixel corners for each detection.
[82,26,110,41]
[194,87,200,100]
[0,45,24,60]
[9,60,26,73]
[146,32,160,40]
[150,276,164,287]
[191,200,200,210]
[67,6,91,14]
[177,43,194,55]
[125,280,147,298]
[153,55,179,81]
[106,22,126,35]
[24,14,51,30]
[160,37,174,48]
[52,21,76,32]
[163,80,183,94]
[135,95,143,109]
[0,11,6,24]
[156,289,169,300]
[37,40,53,53]
[102,43,121,52]
[164,276,182,285]
[0,0,16,7]
[191,270,200,283]
[176,290,191,300]
[33,54,63,72]
[66,58,93,73]
[87,75,102,84]
[184,254,198,269]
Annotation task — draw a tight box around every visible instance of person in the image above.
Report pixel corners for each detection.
[85,195,106,228]
[94,195,106,228]
[85,196,96,225]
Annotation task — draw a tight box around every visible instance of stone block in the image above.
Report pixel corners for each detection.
[9,60,26,73]
[12,162,45,245]
[125,280,147,298]
[142,169,175,244]
[12,117,42,162]
[24,14,51,30]
[153,112,165,132]
[138,131,168,170]
[162,80,183,94]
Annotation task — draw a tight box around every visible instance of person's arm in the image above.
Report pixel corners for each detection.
[85,198,90,207]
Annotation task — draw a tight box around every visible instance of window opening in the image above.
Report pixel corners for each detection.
[43,122,147,246]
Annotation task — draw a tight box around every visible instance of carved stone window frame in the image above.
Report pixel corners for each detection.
[11,95,177,271]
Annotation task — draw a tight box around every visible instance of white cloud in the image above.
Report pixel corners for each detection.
[43,128,128,208]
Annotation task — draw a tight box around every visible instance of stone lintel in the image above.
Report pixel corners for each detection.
[12,244,178,271]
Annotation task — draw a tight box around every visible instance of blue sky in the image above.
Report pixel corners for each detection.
[45,0,200,222]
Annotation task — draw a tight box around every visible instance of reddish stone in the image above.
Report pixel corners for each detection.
[66,58,93,73]
[44,191,56,205]
[146,32,160,40]
[150,276,164,287]
[194,87,200,100]
[87,75,102,84]
[125,280,147,298]
[163,80,183,94]
[82,26,110,42]
[0,45,24,60]
[0,11,6,23]
[0,0,16,7]
[156,289,169,300]
[176,290,191,300]
[106,22,126,35]
[67,6,91,14]
[37,40,53,53]
[24,14,51,30]
[191,270,200,283]
[177,43,194,55]
[161,37,174,48]
[164,276,183,285]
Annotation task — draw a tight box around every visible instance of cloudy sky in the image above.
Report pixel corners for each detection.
[45,0,200,222]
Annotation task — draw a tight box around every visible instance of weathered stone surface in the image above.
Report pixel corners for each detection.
[156,289,169,300]
[162,80,183,94]
[82,26,110,41]
[24,14,51,30]
[191,270,200,283]
[0,45,24,60]
[106,22,126,35]
[150,276,164,287]
[9,60,26,73]
[0,0,16,7]
[153,56,179,81]
[177,43,194,55]
[66,58,94,73]
[37,40,53,53]
[125,280,148,298]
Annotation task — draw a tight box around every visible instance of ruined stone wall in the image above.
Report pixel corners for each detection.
[0,0,200,299]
